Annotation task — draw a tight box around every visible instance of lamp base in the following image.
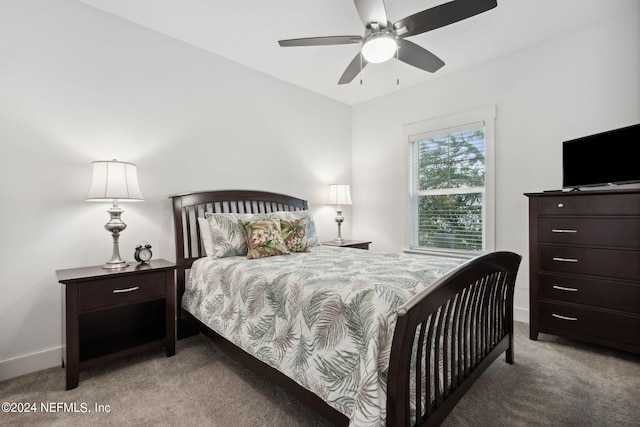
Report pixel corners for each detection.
[102,202,128,269]
[103,260,129,270]
[334,209,345,245]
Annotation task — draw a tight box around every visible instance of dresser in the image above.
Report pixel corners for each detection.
[525,189,640,354]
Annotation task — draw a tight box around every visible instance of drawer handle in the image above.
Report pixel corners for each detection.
[551,229,577,233]
[552,257,578,263]
[552,285,578,292]
[552,313,577,321]
[112,286,140,294]
[557,203,564,208]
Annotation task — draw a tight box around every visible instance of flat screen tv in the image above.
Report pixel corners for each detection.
[562,123,640,189]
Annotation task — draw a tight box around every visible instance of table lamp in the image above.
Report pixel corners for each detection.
[86,159,143,269]
[327,183,352,244]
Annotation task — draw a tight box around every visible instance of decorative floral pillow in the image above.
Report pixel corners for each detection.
[204,212,267,258]
[269,210,320,246]
[279,218,308,252]
[239,219,290,259]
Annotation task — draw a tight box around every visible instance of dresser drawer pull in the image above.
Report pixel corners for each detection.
[552,313,577,321]
[112,286,140,294]
[551,229,577,233]
[552,257,578,263]
[552,285,578,292]
[557,203,564,208]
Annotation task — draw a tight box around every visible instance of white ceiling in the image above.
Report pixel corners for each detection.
[75,0,639,105]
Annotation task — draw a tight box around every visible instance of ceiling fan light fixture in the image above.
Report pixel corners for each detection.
[362,33,397,63]
[279,0,497,84]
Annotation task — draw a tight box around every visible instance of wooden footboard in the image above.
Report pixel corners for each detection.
[170,190,521,427]
[387,251,521,426]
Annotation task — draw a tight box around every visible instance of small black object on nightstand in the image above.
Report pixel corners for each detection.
[134,241,152,264]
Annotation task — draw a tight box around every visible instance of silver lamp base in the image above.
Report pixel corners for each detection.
[103,259,128,269]
[103,203,129,269]
[334,208,345,244]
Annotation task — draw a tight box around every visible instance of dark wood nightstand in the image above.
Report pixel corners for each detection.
[56,259,176,390]
[322,240,372,250]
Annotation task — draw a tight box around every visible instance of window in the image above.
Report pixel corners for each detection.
[405,107,495,255]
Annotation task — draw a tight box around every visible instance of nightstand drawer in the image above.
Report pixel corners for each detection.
[538,273,640,313]
[538,218,640,248]
[537,193,640,216]
[79,272,167,311]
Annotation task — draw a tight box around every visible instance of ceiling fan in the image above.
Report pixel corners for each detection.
[278,0,497,84]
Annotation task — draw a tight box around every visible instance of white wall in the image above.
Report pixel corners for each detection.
[2,0,638,381]
[0,0,352,380]
[351,10,640,321]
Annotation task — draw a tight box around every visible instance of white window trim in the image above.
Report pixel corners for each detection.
[401,106,496,257]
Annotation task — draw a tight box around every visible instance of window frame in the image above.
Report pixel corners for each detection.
[402,106,496,258]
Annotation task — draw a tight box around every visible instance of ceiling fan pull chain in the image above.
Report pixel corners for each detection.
[396,47,400,85]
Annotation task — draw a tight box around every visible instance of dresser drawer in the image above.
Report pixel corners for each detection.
[539,273,640,313]
[79,271,167,311]
[538,193,640,216]
[539,246,640,281]
[538,218,640,249]
[539,301,640,346]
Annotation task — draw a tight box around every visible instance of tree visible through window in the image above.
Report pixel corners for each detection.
[410,123,486,252]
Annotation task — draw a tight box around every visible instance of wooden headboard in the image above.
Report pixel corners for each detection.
[169,190,308,334]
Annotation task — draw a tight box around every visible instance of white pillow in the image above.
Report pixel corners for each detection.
[197,217,214,257]
[268,210,320,246]
[203,212,268,257]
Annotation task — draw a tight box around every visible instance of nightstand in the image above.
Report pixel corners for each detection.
[322,240,372,250]
[56,259,176,390]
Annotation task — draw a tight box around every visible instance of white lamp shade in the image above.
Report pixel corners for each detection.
[86,160,144,201]
[327,184,352,206]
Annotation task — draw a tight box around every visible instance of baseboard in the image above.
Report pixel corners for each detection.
[0,346,62,383]
[514,306,529,324]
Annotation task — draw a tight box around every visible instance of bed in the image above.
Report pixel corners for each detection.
[170,190,521,426]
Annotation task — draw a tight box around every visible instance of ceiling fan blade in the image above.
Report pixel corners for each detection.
[394,0,497,38]
[279,36,362,47]
[396,39,445,73]
[353,0,389,29]
[338,52,369,85]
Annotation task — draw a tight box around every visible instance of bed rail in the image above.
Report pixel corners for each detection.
[387,251,521,426]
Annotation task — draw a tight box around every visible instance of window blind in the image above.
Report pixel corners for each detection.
[409,121,486,252]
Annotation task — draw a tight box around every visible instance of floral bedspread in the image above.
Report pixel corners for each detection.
[183,245,464,426]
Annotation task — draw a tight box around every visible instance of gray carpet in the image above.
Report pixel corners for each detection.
[1,322,639,426]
